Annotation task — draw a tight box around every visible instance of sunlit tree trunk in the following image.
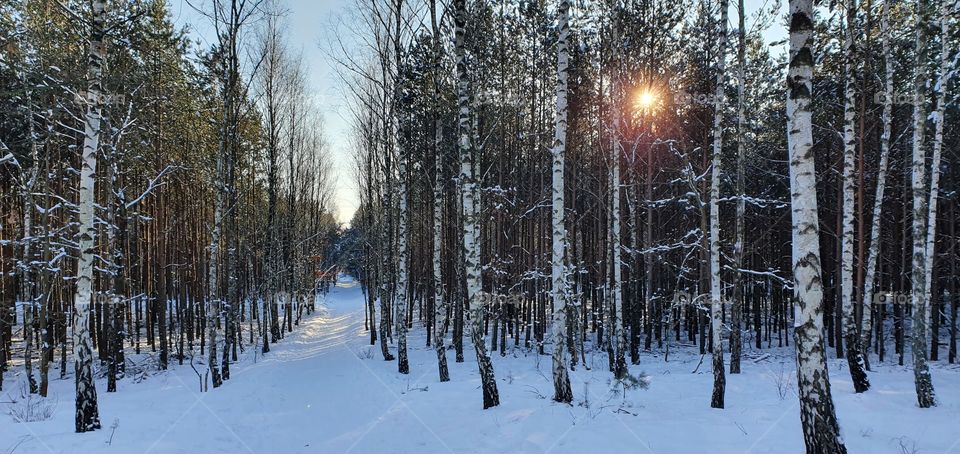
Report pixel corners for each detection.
[73,0,107,433]
[787,0,847,450]
[708,0,729,409]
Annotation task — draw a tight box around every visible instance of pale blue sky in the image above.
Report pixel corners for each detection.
[172,0,786,225]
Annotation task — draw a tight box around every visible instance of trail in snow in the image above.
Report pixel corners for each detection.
[1,280,410,453]
[2,276,960,453]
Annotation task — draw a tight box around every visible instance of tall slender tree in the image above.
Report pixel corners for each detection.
[839,0,870,393]
[909,0,936,409]
[787,0,847,450]
[860,0,895,367]
[709,0,729,409]
[73,0,107,433]
[455,0,499,409]
[550,0,573,404]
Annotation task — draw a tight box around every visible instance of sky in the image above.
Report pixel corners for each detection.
[172,0,787,226]
[172,0,359,225]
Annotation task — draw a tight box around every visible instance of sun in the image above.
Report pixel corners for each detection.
[632,88,659,115]
[637,90,656,107]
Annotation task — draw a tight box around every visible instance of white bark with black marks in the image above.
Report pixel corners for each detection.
[840,0,870,393]
[550,0,573,404]
[709,0,729,409]
[74,0,107,433]
[909,0,936,409]
[861,0,895,366]
[787,0,847,450]
[455,0,499,409]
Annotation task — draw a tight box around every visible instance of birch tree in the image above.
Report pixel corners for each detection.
[860,0,895,367]
[17,75,39,395]
[787,0,846,450]
[729,0,746,376]
[922,0,952,362]
[709,0,728,409]
[394,0,409,375]
[839,0,869,393]
[430,0,449,383]
[610,108,627,380]
[456,0,499,409]
[550,0,573,403]
[73,0,107,433]
[909,0,936,409]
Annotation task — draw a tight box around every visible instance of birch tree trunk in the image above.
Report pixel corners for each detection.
[19,80,39,394]
[550,0,573,403]
[909,0,936,409]
[709,0,729,409]
[108,157,129,392]
[394,0,409,375]
[840,0,870,393]
[207,0,247,390]
[610,115,627,380]
[430,0,449,383]
[73,0,107,432]
[207,128,224,389]
[787,0,847,450]
[729,0,746,376]
[456,0,499,409]
[396,114,410,375]
[861,0,894,367]
[922,0,950,362]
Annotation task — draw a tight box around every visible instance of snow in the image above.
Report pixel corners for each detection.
[2,277,960,453]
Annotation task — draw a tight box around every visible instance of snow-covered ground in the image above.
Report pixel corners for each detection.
[2,277,959,453]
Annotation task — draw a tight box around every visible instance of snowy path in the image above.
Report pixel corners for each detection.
[3,277,960,453]
[2,280,449,453]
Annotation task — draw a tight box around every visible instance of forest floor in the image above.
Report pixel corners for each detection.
[2,276,960,453]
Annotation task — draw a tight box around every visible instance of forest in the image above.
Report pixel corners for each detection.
[0,0,958,452]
